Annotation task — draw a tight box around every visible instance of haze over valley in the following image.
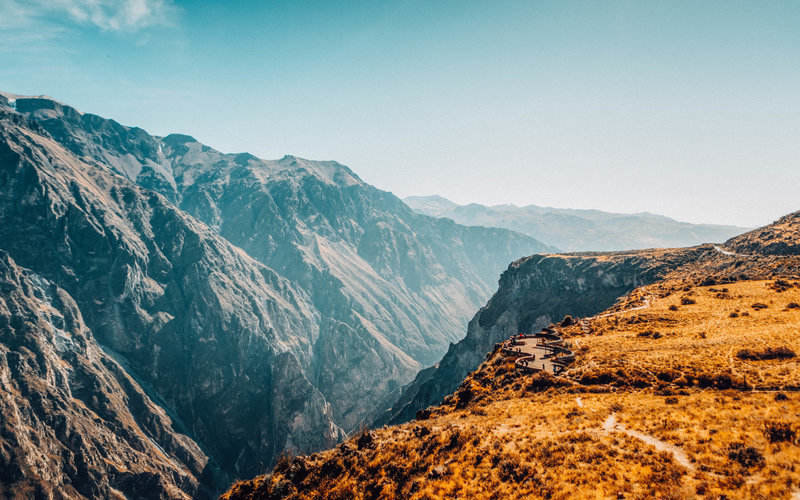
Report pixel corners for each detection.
[405,195,749,252]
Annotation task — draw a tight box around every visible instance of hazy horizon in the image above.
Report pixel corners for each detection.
[2,0,799,227]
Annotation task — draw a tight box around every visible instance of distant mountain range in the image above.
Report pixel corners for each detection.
[0,92,551,497]
[404,195,750,252]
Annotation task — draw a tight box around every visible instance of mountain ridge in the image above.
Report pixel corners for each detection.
[0,91,551,496]
[404,194,750,252]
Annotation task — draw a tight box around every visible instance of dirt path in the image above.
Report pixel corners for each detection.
[602,413,695,471]
[590,295,652,320]
[713,245,754,258]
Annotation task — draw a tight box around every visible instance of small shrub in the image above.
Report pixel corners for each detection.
[356,430,375,450]
[729,312,739,318]
[415,408,431,420]
[775,392,789,401]
[525,372,569,392]
[566,409,582,419]
[560,315,575,327]
[727,443,765,468]
[665,397,678,405]
[444,429,464,451]
[668,305,679,311]
[413,425,430,438]
[427,465,449,479]
[770,279,793,292]
[498,458,534,483]
[455,386,474,409]
[319,457,344,477]
[763,421,795,443]
[681,297,696,305]
[579,370,618,386]
[751,302,768,310]
[787,302,800,309]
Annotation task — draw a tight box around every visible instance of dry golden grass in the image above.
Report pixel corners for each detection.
[565,279,800,390]
[223,386,800,499]
[224,279,800,500]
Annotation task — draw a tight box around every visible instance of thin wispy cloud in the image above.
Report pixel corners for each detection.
[0,0,178,32]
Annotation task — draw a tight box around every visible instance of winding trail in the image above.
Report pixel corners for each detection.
[713,244,754,258]
[590,295,652,320]
[602,413,695,471]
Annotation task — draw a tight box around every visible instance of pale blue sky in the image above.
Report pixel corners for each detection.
[1,0,799,226]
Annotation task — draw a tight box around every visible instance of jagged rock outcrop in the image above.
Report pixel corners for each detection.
[379,247,705,425]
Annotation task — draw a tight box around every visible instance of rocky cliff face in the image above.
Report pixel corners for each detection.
[0,94,549,496]
[0,250,214,499]
[10,96,549,433]
[379,247,705,425]
[0,106,345,487]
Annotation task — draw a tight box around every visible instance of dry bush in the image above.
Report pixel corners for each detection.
[770,279,794,292]
[763,421,796,443]
[455,386,474,409]
[735,346,796,361]
[637,330,662,339]
[356,430,376,450]
[727,443,765,468]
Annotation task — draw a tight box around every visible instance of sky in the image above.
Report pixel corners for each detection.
[1,0,799,227]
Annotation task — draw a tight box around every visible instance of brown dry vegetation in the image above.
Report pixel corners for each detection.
[564,279,800,391]
[223,274,800,499]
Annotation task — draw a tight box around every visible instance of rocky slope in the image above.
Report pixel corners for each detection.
[9,94,551,432]
[405,194,748,252]
[378,246,706,425]
[0,104,345,488]
[0,251,215,499]
[726,211,800,256]
[0,92,550,496]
